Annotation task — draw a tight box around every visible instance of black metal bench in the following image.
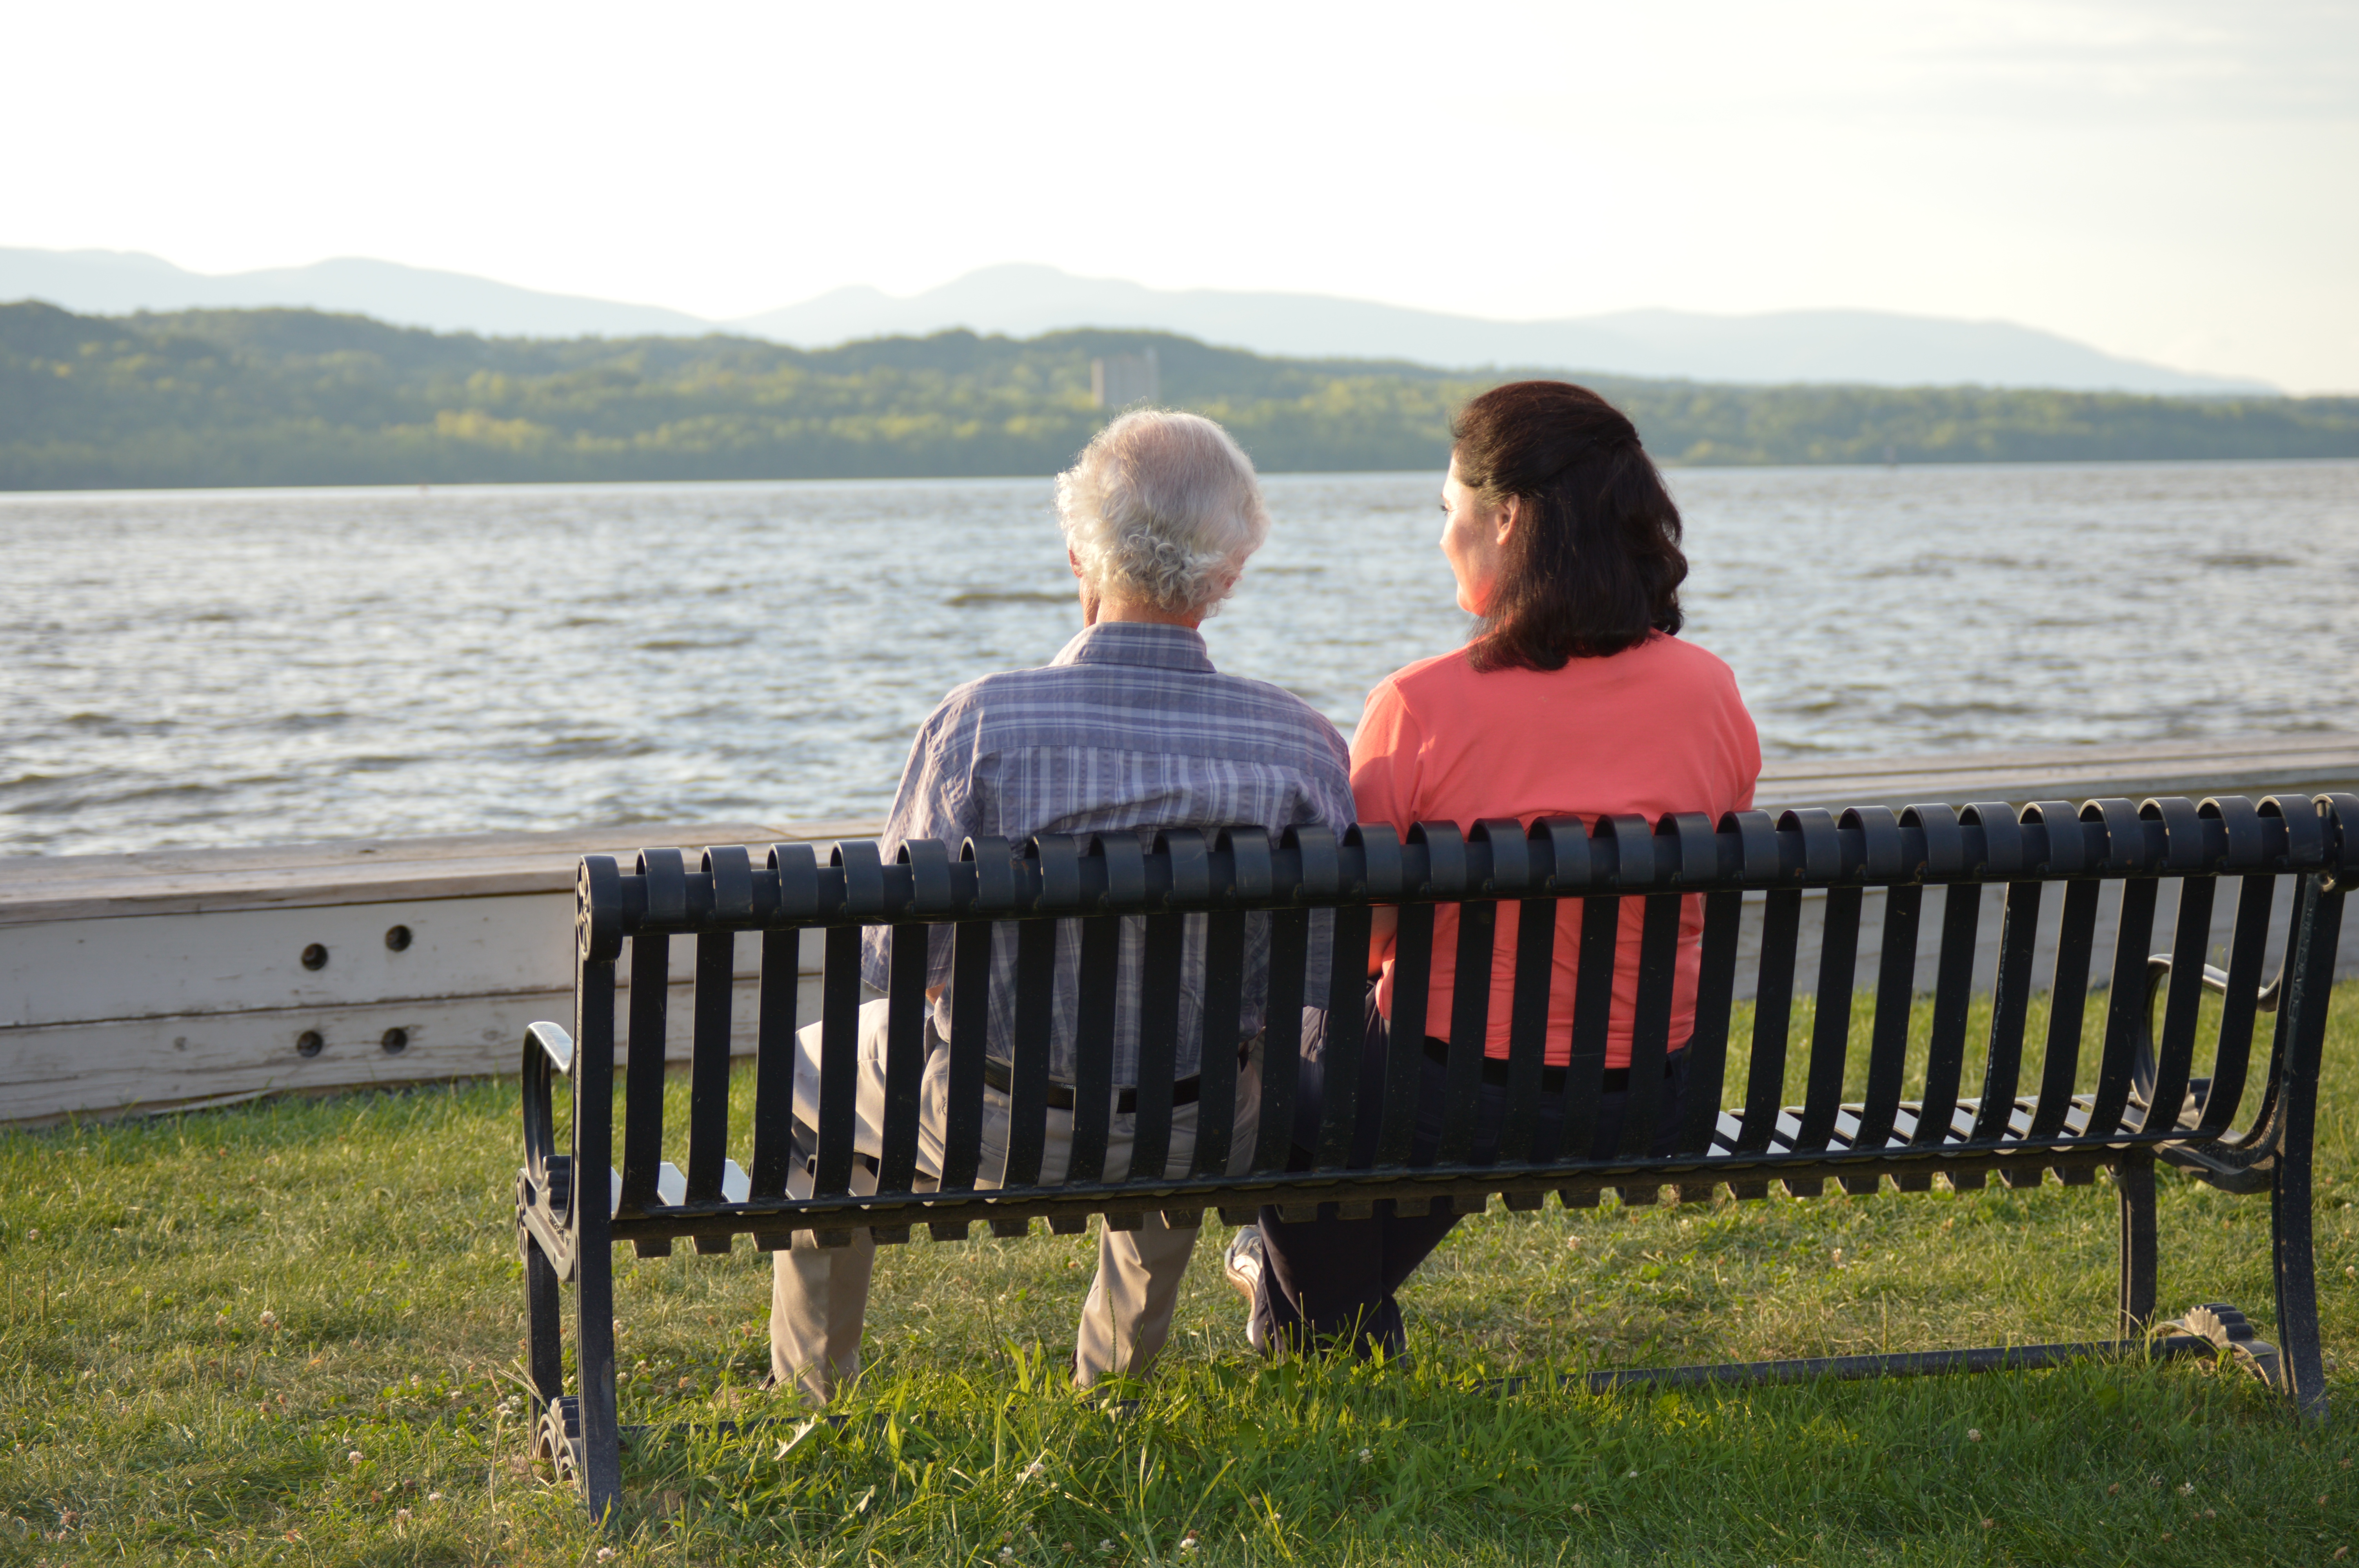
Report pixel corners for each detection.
[515,793,2354,1515]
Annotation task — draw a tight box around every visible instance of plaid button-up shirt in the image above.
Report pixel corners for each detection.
[861,621,1355,1083]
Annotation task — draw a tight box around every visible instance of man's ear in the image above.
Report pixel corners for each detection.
[1069,548,1085,579]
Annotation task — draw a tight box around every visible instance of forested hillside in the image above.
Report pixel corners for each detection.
[4,301,2355,489]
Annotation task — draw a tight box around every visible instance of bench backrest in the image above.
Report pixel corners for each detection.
[546,795,2354,1248]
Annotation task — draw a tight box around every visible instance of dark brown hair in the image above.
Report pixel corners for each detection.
[1452,380,1687,671]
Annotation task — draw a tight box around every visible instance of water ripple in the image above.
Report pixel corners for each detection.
[2,460,2354,856]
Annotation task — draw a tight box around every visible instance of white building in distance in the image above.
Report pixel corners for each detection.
[1090,348,1160,409]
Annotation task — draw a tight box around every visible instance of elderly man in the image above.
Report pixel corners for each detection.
[771,408,1354,1401]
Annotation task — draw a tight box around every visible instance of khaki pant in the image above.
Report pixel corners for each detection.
[770,996,1259,1403]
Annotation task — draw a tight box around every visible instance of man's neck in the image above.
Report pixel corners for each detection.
[1082,595,1203,631]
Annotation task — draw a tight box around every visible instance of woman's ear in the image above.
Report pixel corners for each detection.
[1495,495,1521,546]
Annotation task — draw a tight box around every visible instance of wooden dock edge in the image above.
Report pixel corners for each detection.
[4,734,2354,1125]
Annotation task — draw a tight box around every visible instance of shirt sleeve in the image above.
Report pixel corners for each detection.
[1725,672,1763,815]
[861,699,979,992]
[1348,678,1424,976]
[1307,717,1358,834]
[1348,675,1422,833]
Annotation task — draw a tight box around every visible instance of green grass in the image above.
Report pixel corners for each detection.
[5,982,2358,1566]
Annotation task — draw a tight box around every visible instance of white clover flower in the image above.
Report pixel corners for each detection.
[1357,1448,1372,1465]
[394,1508,411,1523]
[2177,1481,2194,1495]
[427,1492,443,1503]
[1021,1459,1047,1482]
[348,1451,364,1466]
[258,1310,280,1329]
[1967,1429,1982,1442]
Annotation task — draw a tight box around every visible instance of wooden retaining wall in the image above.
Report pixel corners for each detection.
[4,734,2354,1124]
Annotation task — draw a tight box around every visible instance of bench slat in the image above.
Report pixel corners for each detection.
[751,927,802,1212]
[1436,896,1494,1166]
[620,929,671,1219]
[1852,883,1920,1157]
[2028,878,2101,1140]
[999,916,1058,1193]
[1622,891,1683,1157]
[1380,901,1436,1171]
[1561,890,1621,1159]
[685,927,734,1249]
[1909,883,1983,1168]
[874,926,929,1201]
[2144,872,2216,1133]
[1972,881,2043,1142]
[1065,913,1120,1187]
[1794,884,1862,1159]
[811,923,863,1207]
[1679,888,1744,1157]
[1248,905,1310,1191]
[1313,903,1372,1174]
[1193,905,1247,1179]
[2202,872,2277,1136]
[1127,910,1186,1189]
[934,915,994,1232]
[1498,893,1558,1164]
[2087,875,2160,1139]
[1734,888,1799,1155]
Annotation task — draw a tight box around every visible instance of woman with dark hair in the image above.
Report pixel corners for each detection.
[1227,380,1761,1360]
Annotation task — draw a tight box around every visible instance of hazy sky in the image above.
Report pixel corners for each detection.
[9,0,2356,390]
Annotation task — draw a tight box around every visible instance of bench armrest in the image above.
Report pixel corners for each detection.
[527,1020,576,1074]
[521,1020,578,1221]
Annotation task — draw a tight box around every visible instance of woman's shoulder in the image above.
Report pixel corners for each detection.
[1630,631,1742,687]
[1375,635,1744,714]
[1373,646,1479,706]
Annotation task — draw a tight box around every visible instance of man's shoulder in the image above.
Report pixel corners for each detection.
[1203,666,1349,732]
[934,658,1342,742]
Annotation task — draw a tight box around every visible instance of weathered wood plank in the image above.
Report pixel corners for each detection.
[3,734,2352,1124]
[0,820,876,926]
[0,975,820,1125]
[1752,733,2359,816]
[1,897,825,1029]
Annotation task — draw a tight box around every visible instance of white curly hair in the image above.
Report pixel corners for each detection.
[1055,409,1270,618]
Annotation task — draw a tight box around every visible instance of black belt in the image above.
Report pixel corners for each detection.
[980,1038,1253,1116]
[1421,1035,1685,1094]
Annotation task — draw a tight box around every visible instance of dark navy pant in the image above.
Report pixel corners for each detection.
[1253,990,1687,1360]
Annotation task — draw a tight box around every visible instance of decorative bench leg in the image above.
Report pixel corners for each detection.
[2275,1140,2328,1418]
[2268,867,2338,1421]
[2159,1303,2284,1390]
[574,1235,624,1517]
[2116,1151,2157,1336]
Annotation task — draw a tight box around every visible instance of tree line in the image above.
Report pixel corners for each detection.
[3,300,2354,490]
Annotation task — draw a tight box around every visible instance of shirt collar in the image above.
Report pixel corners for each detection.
[1048,620,1217,674]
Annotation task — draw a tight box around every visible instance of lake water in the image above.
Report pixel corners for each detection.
[4,460,2356,858]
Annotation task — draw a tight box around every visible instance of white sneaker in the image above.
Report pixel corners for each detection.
[1223,1225,1267,1351]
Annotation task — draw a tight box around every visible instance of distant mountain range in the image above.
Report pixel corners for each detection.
[0,248,2275,396]
[0,249,712,340]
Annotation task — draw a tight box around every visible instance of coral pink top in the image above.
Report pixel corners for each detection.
[1352,632,1760,1068]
